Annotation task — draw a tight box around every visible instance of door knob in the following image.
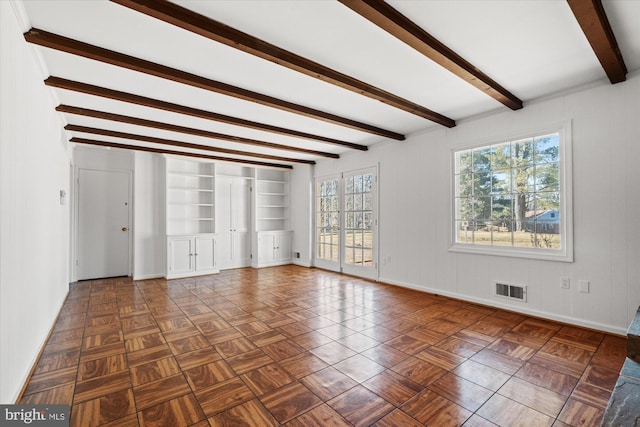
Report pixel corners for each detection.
[121,227,128,232]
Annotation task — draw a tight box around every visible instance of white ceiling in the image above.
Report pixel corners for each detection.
[16,0,640,168]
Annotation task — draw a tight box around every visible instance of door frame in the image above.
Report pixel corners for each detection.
[313,166,379,281]
[73,167,133,281]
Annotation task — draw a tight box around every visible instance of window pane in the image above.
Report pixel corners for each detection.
[456,197,474,220]
[512,138,534,165]
[534,134,559,163]
[354,194,363,211]
[473,172,492,196]
[364,212,373,230]
[331,245,339,262]
[535,192,560,213]
[475,196,491,221]
[363,174,373,192]
[491,195,512,222]
[473,148,492,172]
[345,194,353,211]
[354,175,363,193]
[330,212,340,228]
[535,163,559,192]
[456,173,473,197]
[456,150,472,174]
[535,222,561,248]
[491,170,511,194]
[363,249,373,266]
[364,193,373,210]
[345,176,354,194]
[353,230,363,248]
[474,220,492,245]
[512,167,535,193]
[456,221,473,244]
[346,212,354,229]
[492,143,511,169]
[355,212,364,229]
[492,223,513,246]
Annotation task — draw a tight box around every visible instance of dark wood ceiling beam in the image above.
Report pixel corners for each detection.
[111,0,456,128]
[25,27,405,140]
[46,76,367,151]
[57,105,339,159]
[65,124,315,165]
[71,137,293,169]
[339,0,523,110]
[567,0,627,84]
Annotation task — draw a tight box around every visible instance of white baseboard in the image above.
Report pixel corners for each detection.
[132,273,165,281]
[378,277,627,336]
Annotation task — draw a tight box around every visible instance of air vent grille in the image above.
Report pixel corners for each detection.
[494,281,527,302]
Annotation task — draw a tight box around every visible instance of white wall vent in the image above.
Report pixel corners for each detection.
[494,281,527,302]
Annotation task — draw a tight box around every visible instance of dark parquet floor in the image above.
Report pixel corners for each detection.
[19,265,626,426]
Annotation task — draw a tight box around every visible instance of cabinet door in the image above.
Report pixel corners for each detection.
[275,232,291,262]
[168,237,193,274]
[257,233,276,263]
[195,236,216,272]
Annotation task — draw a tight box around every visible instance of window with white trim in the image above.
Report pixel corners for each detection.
[451,125,572,262]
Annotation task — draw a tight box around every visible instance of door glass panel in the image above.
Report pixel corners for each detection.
[344,172,374,267]
[316,178,340,262]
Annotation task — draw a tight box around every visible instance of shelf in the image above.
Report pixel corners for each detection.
[168,187,214,192]
[168,171,214,178]
[258,179,287,184]
[169,202,214,207]
[168,218,214,221]
[166,157,215,236]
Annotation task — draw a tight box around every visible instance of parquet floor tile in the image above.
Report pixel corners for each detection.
[17,266,627,426]
[300,366,358,401]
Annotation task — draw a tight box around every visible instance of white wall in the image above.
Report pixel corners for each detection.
[133,152,166,279]
[311,74,640,335]
[0,2,71,403]
[290,164,313,266]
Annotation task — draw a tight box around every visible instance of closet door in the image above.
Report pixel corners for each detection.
[216,177,251,270]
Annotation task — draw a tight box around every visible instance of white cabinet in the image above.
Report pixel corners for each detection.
[167,234,217,279]
[254,231,292,268]
[165,157,217,278]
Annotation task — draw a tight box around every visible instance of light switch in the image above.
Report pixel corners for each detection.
[579,280,590,293]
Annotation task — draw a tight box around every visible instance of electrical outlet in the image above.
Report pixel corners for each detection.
[561,277,570,289]
[579,280,590,293]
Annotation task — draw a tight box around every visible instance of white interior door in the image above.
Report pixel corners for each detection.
[77,169,131,280]
[314,168,378,280]
[231,180,251,267]
[216,177,251,269]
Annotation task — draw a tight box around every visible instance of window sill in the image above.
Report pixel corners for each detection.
[449,243,573,262]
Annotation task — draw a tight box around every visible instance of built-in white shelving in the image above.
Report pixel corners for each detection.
[165,158,215,236]
[255,169,289,232]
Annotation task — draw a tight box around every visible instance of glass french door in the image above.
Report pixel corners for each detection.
[315,167,377,280]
